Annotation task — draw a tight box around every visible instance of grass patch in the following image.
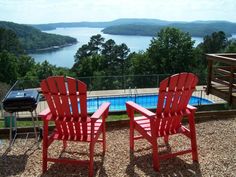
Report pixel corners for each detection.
[107,114,128,122]
[0,114,128,128]
[0,120,55,128]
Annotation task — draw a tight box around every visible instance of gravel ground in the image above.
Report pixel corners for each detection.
[0,117,236,177]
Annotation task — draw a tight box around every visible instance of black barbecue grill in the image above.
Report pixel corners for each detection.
[2,80,41,148]
[3,90,39,112]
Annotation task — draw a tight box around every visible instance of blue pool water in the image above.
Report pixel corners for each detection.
[86,94,213,113]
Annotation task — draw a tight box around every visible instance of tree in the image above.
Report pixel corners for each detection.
[127,52,152,75]
[225,39,236,52]
[194,31,229,82]
[73,35,130,77]
[0,28,23,55]
[88,34,105,54]
[17,55,36,77]
[0,50,18,84]
[125,52,157,88]
[198,31,228,54]
[147,27,195,74]
[74,34,104,63]
[101,40,130,75]
[36,61,55,80]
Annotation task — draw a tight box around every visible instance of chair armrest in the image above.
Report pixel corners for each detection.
[39,108,52,121]
[187,104,197,112]
[126,101,156,119]
[91,102,110,120]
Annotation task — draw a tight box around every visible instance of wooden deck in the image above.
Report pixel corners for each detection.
[206,53,236,106]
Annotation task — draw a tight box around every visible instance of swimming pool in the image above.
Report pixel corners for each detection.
[86,94,213,113]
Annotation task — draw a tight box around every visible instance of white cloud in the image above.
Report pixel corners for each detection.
[0,0,235,24]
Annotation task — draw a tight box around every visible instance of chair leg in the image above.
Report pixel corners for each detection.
[190,131,198,162]
[102,123,106,153]
[63,140,67,151]
[42,121,48,173]
[130,120,134,151]
[89,143,95,177]
[164,135,169,144]
[42,143,48,173]
[152,139,160,171]
[188,114,198,162]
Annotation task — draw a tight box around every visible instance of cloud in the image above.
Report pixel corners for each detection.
[0,0,235,24]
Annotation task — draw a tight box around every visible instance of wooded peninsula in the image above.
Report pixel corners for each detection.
[0,21,77,52]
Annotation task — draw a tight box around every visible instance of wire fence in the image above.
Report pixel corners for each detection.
[0,73,222,121]
[77,74,172,91]
[0,88,225,120]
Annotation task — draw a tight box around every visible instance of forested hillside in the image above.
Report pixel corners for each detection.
[0,27,75,88]
[102,24,162,36]
[0,21,77,52]
[102,21,236,37]
[1,24,236,91]
[32,18,236,37]
[32,18,171,30]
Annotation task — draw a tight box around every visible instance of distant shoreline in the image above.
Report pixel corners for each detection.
[28,41,78,53]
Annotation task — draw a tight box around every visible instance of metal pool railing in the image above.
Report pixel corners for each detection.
[0,88,226,119]
[86,90,225,113]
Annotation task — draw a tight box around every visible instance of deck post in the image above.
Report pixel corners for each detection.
[206,58,213,95]
[228,66,234,105]
[205,53,236,107]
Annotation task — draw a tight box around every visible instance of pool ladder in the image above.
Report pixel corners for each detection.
[128,86,138,96]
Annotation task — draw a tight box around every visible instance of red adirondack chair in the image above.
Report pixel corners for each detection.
[39,76,110,177]
[126,73,199,171]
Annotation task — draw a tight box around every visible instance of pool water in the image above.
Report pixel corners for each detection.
[86,94,213,113]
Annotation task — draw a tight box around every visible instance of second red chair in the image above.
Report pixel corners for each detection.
[126,73,199,171]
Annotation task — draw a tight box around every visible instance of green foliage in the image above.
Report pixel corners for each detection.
[225,39,236,52]
[1,21,235,91]
[0,51,18,84]
[126,52,152,75]
[0,28,23,54]
[0,23,77,86]
[199,31,228,53]
[0,21,77,52]
[17,55,36,77]
[0,51,74,86]
[35,61,54,80]
[74,34,105,62]
[72,30,236,89]
[73,34,130,78]
[147,27,195,74]
[0,81,10,101]
[73,35,130,89]
[102,24,162,36]
[195,31,229,71]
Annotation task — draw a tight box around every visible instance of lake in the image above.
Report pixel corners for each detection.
[30,27,204,68]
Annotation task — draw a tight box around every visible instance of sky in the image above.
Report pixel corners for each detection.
[0,0,236,24]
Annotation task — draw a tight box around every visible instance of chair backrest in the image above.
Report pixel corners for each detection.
[156,73,198,115]
[41,76,88,122]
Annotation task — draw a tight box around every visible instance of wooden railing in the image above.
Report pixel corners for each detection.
[206,53,236,105]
